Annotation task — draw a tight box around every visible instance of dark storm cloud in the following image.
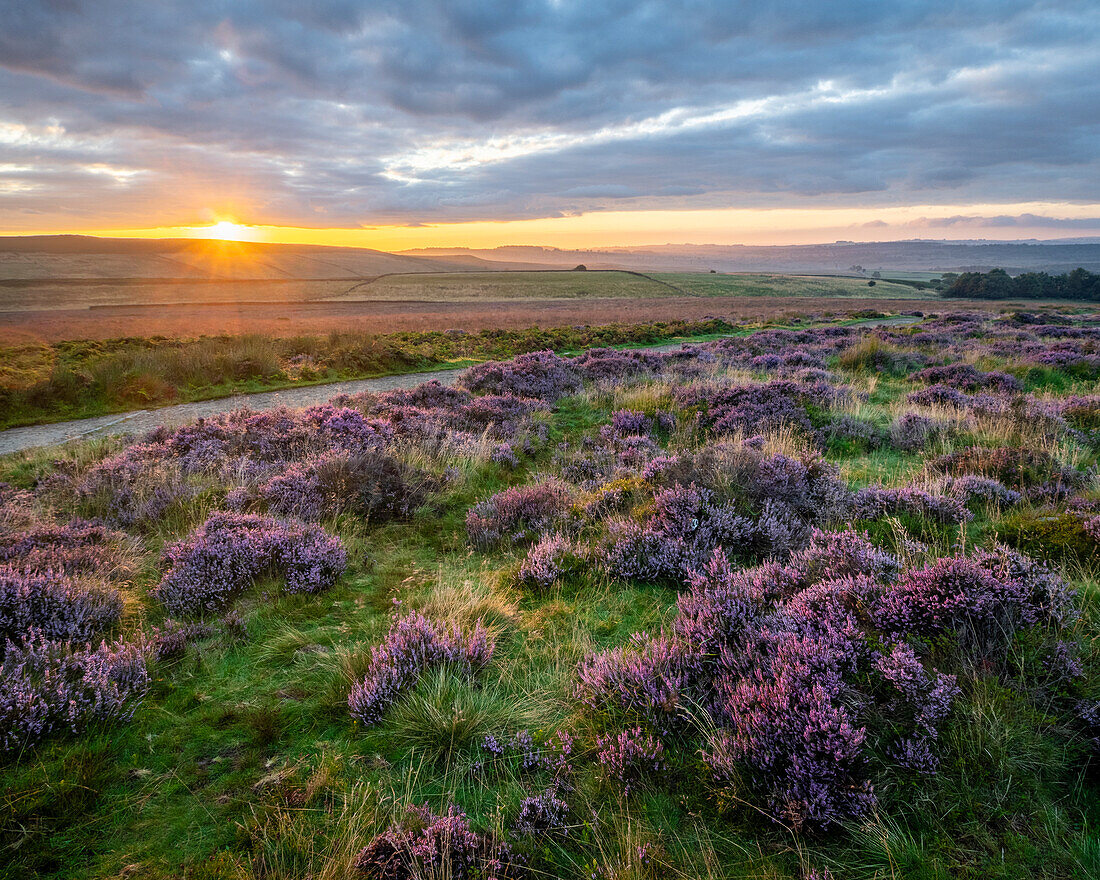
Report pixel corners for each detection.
[0,0,1097,228]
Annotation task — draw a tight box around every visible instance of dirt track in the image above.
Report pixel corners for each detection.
[0,295,949,345]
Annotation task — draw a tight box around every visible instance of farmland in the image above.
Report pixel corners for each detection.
[1,307,1098,880]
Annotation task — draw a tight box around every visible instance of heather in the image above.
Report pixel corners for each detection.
[1,306,1099,880]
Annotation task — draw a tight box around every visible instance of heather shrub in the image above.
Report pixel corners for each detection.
[932,446,1087,497]
[466,480,573,551]
[675,380,824,437]
[152,512,347,615]
[888,412,949,452]
[512,789,569,837]
[571,347,661,383]
[0,633,148,752]
[597,726,665,795]
[909,363,1023,393]
[852,486,973,525]
[516,533,580,594]
[457,350,581,401]
[259,449,433,522]
[347,612,494,726]
[0,567,122,650]
[0,520,133,577]
[144,618,215,661]
[577,532,1080,830]
[353,803,514,879]
[819,414,884,452]
[942,475,1022,508]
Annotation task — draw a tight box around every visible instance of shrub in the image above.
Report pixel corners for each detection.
[888,413,948,452]
[457,350,581,401]
[0,520,131,576]
[512,790,569,837]
[353,803,514,879]
[596,726,665,795]
[852,486,972,525]
[932,446,1086,497]
[152,513,347,615]
[0,633,148,752]
[0,567,122,650]
[516,534,576,594]
[259,449,432,522]
[348,612,494,726]
[466,481,573,551]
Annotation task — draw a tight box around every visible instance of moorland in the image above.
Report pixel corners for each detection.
[1,299,1098,880]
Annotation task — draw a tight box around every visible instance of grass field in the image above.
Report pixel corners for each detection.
[1,310,1097,880]
[654,272,927,298]
[325,270,675,301]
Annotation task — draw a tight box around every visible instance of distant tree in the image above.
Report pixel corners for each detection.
[868,280,876,287]
[573,264,587,271]
[872,271,881,278]
[710,269,717,273]
[943,267,1099,300]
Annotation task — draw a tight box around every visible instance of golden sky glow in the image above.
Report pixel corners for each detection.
[45,201,1100,251]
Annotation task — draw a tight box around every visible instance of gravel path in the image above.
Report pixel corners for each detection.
[0,316,920,456]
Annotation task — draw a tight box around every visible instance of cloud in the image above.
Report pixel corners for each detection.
[0,1,1098,230]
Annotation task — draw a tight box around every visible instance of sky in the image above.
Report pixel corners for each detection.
[1,1,1099,249]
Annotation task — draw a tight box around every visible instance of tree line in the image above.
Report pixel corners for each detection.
[943,267,1100,300]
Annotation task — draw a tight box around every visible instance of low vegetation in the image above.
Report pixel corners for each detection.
[1,306,1098,879]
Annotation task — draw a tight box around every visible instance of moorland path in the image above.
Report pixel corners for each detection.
[0,316,919,456]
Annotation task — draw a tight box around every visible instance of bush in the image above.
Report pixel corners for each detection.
[466,481,573,551]
[353,803,515,879]
[0,567,122,650]
[0,634,148,752]
[457,350,581,401]
[347,612,494,726]
[152,512,347,615]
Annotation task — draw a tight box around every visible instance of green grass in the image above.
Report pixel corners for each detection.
[652,272,931,299]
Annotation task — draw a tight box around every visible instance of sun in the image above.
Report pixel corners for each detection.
[187,219,259,242]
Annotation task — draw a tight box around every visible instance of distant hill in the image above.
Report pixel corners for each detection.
[0,235,553,281]
[401,240,1100,274]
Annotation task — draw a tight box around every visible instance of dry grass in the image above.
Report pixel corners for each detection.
[324,270,672,302]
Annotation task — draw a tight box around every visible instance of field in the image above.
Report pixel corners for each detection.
[653,272,925,298]
[1,308,1098,880]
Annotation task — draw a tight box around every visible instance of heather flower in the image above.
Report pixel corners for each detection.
[0,567,122,650]
[467,480,573,551]
[348,612,494,726]
[457,350,581,401]
[152,512,347,615]
[852,486,972,525]
[888,413,948,452]
[512,790,569,836]
[596,726,665,795]
[0,633,148,752]
[353,803,514,879]
[516,534,576,594]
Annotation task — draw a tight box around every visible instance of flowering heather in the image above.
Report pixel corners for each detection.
[577,633,698,737]
[906,383,972,409]
[874,643,961,774]
[144,618,215,661]
[466,480,573,551]
[604,483,757,582]
[0,567,122,650]
[457,349,582,401]
[819,414,884,450]
[152,512,347,615]
[675,380,826,437]
[572,531,1079,828]
[259,449,432,522]
[571,347,662,383]
[512,790,570,837]
[909,363,1023,393]
[852,486,973,525]
[517,534,575,594]
[942,475,1022,508]
[0,520,131,576]
[931,446,1086,497]
[348,612,494,726]
[596,726,665,796]
[0,633,148,752]
[605,409,652,437]
[888,413,949,452]
[353,803,515,880]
